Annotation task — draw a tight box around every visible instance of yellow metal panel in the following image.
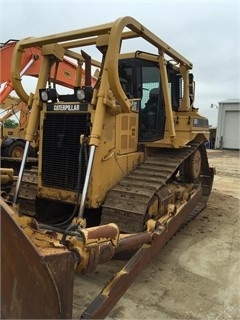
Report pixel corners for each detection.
[116,113,139,155]
[87,151,144,208]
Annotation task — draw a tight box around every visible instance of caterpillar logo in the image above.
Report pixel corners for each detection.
[54,104,80,111]
[63,70,71,78]
[47,103,88,112]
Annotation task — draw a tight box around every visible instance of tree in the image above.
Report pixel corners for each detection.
[4,119,18,128]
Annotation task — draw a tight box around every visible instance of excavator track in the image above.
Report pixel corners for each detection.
[101,141,213,233]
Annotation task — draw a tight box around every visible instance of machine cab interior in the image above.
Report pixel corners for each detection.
[118,55,165,142]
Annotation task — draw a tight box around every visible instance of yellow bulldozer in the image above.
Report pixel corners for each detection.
[1,16,214,319]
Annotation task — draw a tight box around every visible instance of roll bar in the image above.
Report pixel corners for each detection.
[11,16,192,111]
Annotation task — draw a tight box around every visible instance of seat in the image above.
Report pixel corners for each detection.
[145,88,159,111]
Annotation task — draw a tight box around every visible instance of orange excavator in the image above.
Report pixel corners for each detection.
[0,39,90,102]
[0,40,97,159]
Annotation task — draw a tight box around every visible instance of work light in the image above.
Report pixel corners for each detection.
[74,87,85,101]
[74,86,93,102]
[39,88,58,103]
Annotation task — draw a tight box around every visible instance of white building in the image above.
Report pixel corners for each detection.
[215,99,240,150]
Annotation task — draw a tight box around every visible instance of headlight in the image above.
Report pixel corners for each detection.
[39,88,57,103]
[39,90,49,102]
[75,88,85,101]
[74,86,93,102]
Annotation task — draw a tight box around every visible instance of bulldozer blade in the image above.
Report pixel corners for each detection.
[1,198,75,319]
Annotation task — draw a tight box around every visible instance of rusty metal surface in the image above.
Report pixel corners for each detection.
[9,167,38,216]
[115,232,152,254]
[1,198,75,319]
[80,188,203,319]
[81,223,119,246]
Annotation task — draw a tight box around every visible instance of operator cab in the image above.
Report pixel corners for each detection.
[118,53,182,142]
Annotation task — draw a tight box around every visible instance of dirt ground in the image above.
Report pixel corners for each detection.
[72,149,240,320]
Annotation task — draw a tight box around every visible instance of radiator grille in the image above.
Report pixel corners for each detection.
[42,113,90,191]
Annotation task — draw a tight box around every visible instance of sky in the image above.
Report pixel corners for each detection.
[0,0,239,126]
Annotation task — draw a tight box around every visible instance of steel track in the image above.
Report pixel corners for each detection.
[101,141,212,233]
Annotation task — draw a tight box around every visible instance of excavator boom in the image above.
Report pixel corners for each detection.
[0,40,96,103]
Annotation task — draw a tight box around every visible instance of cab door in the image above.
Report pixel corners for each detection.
[118,58,166,142]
